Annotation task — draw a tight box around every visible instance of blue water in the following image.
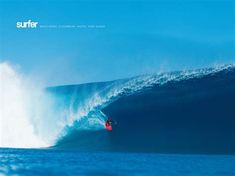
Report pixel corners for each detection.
[50,65,235,154]
[0,148,234,176]
[2,65,235,176]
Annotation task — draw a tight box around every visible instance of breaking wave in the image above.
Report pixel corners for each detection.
[1,62,235,154]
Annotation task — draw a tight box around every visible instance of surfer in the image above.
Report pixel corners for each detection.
[105,118,113,131]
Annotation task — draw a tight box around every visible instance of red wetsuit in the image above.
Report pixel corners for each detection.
[105,121,112,131]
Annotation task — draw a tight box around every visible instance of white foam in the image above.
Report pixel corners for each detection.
[0,62,58,148]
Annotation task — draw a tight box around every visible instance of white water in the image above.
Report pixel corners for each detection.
[0,63,61,148]
[0,62,108,148]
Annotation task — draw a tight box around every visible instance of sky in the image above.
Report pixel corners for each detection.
[0,0,234,86]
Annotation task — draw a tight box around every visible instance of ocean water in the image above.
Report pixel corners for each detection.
[53,65,235,154]
[1,63,235,154]
[1,64,235,176]
[0,148,235,176]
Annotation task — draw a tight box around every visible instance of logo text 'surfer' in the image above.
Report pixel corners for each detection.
[16,20,38,28]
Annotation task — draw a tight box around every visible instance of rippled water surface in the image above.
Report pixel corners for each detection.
[0,148,235,176]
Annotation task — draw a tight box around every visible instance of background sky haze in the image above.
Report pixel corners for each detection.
[0,0,234,86]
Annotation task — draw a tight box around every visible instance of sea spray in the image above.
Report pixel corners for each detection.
[0,62,107,148]
[0,63,59,148]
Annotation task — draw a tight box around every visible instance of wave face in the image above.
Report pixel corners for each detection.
[51,64,235,154]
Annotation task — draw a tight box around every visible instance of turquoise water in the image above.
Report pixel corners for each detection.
[0,148,234,176]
